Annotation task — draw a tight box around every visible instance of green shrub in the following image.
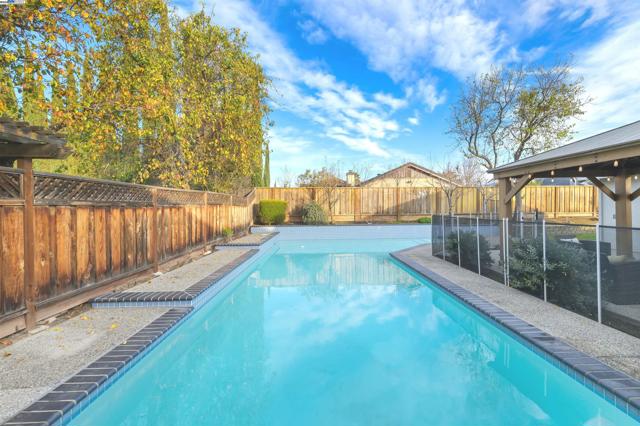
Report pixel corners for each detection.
[417,217,432,224]
[508,237,598,318]
[222,227,233,241]
[301,202,327,224]
[258,200,287,225]
[445,231,492,271]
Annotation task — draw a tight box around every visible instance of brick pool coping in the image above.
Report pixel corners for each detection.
[91,249,259,307]
[215,232,279,247]
[391,247,640,421]
[2,308,192,426]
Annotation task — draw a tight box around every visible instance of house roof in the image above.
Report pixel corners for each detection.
[490,120,640,177]
[360,162,457,186]
[0,116,69,159]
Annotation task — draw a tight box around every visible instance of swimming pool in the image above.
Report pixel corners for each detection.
[66,237,638,425]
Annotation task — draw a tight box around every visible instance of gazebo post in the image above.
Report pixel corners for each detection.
[497,178,512,219]
[614,174,633,256]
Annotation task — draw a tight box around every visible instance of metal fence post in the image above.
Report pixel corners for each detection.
[506,218,510,287]
[542,220,547,302]
[502,218,506,284]
[442,215,446,261]
[596,224,602,323]
[476,217,481,275]
[457,216,461,268]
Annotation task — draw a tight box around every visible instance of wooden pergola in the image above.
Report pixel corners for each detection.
[0,117,68,166]
[490,119,640,253]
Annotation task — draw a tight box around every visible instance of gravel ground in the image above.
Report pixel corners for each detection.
[124,248,248,292]
[0,307,167,423]
[0,247,255,423]
[402,244,640,379]
[220,233,275,245]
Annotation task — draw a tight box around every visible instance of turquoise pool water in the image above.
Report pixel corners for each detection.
[68,238,638,426]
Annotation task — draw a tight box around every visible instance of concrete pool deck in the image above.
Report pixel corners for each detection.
[0,247,255,424]
[399,244,640,380]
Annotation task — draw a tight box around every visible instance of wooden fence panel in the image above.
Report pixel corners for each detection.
[256,185,598,222]
[0,167,254,336]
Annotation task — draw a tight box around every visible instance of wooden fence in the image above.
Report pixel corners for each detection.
[256,185,598,222]
[0,166,254,337]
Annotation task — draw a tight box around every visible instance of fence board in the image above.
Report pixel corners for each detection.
[0,168,254,335]
[256,185,598,223]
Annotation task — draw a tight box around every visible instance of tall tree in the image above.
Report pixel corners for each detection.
[449,62,589,170]
[449,61,589,214]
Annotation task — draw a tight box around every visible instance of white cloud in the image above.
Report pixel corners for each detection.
[408,114,419,126]
[203,0,403,158]
[373,92,407,111]
[298,19,329,45]
[406,77,446,112]
[299,0,505,80]
[573,17,640,137]
[521,0,618,30]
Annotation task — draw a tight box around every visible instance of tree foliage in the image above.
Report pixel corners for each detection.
[0,2,270,193]
[449,62,589,171]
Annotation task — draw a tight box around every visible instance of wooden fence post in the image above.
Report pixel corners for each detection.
[150,188,158,272]
[202,192,208,251]
[395,186,400,221]
[18,159,36,329]
[354,187,361,223]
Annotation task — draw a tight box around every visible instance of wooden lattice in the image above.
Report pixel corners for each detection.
[207,192,231,205]
[156,188,204,205]
[34,173,153,204]
[0,168,23,199]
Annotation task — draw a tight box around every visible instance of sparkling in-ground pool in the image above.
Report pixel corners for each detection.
[67,238,639,425]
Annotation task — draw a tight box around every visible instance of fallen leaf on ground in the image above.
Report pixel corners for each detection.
[0,339,11,346]
[110,323,119,329]
[52,327,62,332]
[80,315,89,320]
[2,352,11,357]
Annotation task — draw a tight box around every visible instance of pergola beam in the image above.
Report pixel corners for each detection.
[630,186,640,202]
[531,167,640,178]
[492,143,640,179]
[588,177,617,201]
[503,174,531,203]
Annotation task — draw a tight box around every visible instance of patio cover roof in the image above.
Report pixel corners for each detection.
[490,120,640,179]
[0,117,68,160]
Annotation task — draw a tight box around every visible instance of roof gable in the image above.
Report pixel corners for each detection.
[361,162,455,186]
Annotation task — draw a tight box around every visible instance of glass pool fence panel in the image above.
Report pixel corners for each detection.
[432,214,444,258]
[507,220,545,300]
[599,225,640,338]
[443,215,458,266]
[478,217,504,283]
[544,223,598,321]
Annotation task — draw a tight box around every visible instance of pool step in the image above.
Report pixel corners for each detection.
[92,249,258,308]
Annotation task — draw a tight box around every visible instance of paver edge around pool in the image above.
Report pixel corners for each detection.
[391,245,640,422]
[4,239,640,425]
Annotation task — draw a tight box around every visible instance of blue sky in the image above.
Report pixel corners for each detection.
[173,0,640,184]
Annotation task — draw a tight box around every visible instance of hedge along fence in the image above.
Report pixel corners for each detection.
[256,185,599,223]
[0,166,255,337]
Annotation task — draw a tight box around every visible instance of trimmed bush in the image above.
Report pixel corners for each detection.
[302,202,327,225]
[417,216,432,224]
[222,227,233,241]
[445,231,492,271]
[258,200,287,225]
[508,237,598,318]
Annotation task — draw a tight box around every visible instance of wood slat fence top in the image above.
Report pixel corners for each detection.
[0,167,252,206]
